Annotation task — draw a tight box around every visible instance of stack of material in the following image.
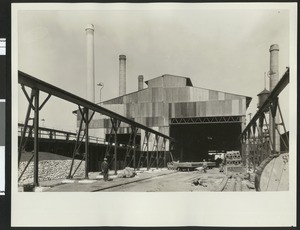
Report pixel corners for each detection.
[225,151,245,174]
[117,167,136,178]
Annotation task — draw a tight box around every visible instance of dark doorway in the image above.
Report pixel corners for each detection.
[170,122,241,162]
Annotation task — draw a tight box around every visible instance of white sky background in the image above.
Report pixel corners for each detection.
[18,4,290,133]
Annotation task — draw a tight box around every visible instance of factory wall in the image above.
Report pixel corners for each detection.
[81,75,250,151]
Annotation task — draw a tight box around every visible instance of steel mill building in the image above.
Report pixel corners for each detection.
[86,55,252,162]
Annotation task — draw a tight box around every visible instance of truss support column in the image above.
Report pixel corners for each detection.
[146,131,149,171]
[33,89,40,187]
[156,135,159,169]
[163,138,166,168]
[18,93,34,166]
[132,127,137,170]
[84,108,90,179]
[112,119,120,175]
[270,98,278,155]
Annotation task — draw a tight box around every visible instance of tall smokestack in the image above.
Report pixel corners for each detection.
[85,24,95,103]
[269,44,280,152]
[138,75,144,91]
[269,44,279,90]
[119,55,126,96]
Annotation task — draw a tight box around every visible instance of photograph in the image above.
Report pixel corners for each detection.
[11,2,297,227]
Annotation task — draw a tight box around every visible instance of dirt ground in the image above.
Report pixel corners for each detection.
[103,168,226,192]
[29,167,255,192]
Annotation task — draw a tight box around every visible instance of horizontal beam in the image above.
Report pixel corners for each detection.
[18,123,76,136]
[170,116,242,125]
[19,71,174,141]
[241,67,289,138]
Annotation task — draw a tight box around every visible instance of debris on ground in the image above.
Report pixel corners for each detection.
[246,181,255,189]
[192,178,207,187]
[117,167,137,178]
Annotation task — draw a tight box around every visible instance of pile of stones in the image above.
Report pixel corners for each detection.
[18,159,85,185]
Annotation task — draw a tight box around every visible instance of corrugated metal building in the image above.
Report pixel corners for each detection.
[88,74,251,162]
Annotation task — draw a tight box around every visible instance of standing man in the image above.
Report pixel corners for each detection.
[202,159,208,173]
[101,158,109,181]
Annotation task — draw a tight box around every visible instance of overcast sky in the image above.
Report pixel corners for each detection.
[16,3,291,133]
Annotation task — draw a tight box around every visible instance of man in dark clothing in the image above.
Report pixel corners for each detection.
[101,158,109,181]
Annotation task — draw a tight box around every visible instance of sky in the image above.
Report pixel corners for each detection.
[16,3,292,133]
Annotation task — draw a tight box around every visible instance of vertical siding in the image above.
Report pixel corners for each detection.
[232,100,239,115]
[209,90,219,100]
[163,75,185,87]
[192,88,209,101]
[196,102,206,117]
[218,92,225,100]
[148,77,163,88]
[224,100,232,115]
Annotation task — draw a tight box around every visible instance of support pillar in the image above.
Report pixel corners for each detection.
[163,138,166,168]
[33,89,39,187]
[111,118,121,175]
[156,135,159,169]
[85,108,89,179]
[146,132,149,170]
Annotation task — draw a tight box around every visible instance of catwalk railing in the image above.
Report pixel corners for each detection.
[18,71,174,187]
[240,67,289,173]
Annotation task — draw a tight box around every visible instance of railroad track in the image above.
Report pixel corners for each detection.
[216,174,243,192]
[91,170,178,192]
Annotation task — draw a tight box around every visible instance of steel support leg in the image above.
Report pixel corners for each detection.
[68,114,84,179]
[33,89,40,187]
[163,138,166,168]
[18,92,34,166]
[156,135,159,169]
[111,119,120,175]
[85,108,89,179]
[146,132,149,171]
[132,127,138,170]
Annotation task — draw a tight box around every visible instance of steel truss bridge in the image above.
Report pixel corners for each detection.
[18,71,174,187]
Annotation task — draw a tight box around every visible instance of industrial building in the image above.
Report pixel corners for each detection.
[87,55,252,162]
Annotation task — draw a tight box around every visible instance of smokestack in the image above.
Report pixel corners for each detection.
[269,44,279,90]
[138,75,144,91]
[119,55,126,96]
[85,24,95,103]
[269,44,280,153]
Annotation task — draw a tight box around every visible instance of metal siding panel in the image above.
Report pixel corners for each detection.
[209,90,218,100]
[126,104,131,117]
[181,103,187,117]
[232,100,239,115]
[172,88,179,102]
[224,100,232,115]
[171,103,174,118]
[239,99,242,115]
[218,92,225,100]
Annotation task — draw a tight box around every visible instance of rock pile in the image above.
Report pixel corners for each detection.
[117,167,136,178]
[18,159,85,185]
